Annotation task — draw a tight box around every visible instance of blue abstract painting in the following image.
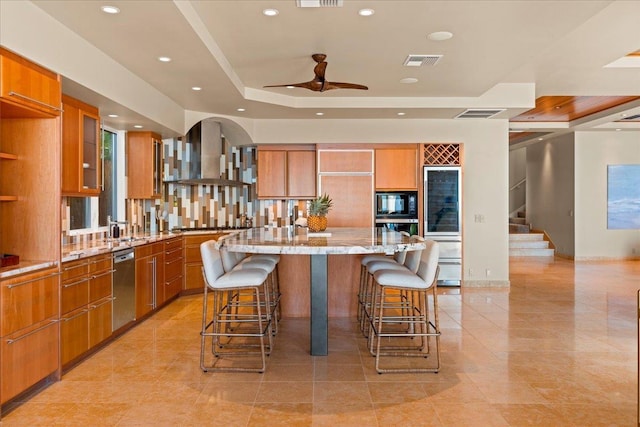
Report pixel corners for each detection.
[607,164,640,229]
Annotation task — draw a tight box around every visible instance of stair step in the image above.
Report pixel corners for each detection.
[509,233,544,241]
[509,248,555,257]
[509,223,530,233]
[509,240,549,249]
[509,217,527,225]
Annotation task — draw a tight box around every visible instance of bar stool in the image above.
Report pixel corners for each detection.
[360,235,424,336]
[200,240,273,373]
[368,239,441,374]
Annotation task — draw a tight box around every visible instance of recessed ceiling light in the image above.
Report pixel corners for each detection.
[101,5,120,14]
[358,8,374,16]
[616,128,622,131]
[286,86,295,89]
[134,125,143,129]
[400,77,418,84]
[237,108,246,112]
[315,112,324,116]
[427,31,453,41]
[191,86,202,91]
[158,56,171,63]
[397,112,406,116]
[107,114,118,118]
[263,8,279,16]
[537,137,543,141]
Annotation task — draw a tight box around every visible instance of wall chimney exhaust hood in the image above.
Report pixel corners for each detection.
[165,118,249,187]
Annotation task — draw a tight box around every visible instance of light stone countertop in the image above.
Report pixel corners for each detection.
[216,227,424,255]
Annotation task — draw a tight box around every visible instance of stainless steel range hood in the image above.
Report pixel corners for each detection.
[167,118,249,187]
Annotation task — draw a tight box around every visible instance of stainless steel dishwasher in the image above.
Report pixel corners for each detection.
[112,248,136,331]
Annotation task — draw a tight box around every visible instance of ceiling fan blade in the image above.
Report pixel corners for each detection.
[322,81,369,91]
[264,81,323,91]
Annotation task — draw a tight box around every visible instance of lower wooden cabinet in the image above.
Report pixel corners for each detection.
[135,242,163,318]
[60,254,113,368]
[1,318,59,403]
[0,268,59,404]
[184,233,224,291]
[163,237,183,302]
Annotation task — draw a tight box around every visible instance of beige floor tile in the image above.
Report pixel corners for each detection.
[1,258,637,426]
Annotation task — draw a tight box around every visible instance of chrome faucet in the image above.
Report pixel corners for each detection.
[107,215,129,239]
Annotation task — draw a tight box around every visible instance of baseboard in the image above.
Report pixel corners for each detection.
[574,255,640,261]
[462,279,510,288]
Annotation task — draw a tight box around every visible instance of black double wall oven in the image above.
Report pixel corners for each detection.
[374,191,419,235]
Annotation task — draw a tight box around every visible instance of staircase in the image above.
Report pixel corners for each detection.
[509,211,554,257]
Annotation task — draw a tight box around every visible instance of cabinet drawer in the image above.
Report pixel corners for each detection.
[1,269,59,336]
[164,237,183,252]
[185,234,221,247]
[135,242,163,258]
[88,297,112,348]
[184,263,205,290]
[60,308,89,366]
[89,269,112,302]
[438,261,462,282]
[62,259,89,282]
[436,240,462,259]
[185,245,204,263]
[61,276,90,315]
[165,275,183,300]
[89,254,112,274]
[164,255,183,281]
[1,318,59,403]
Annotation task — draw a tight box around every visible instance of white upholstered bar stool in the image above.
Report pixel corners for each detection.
[369,239,441,374]
[360,235,424,336]
[200,240,273,373]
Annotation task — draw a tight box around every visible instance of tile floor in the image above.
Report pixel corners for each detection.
[1,257,637,426]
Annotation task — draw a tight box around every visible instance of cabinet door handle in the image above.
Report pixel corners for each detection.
[6,319,58,344]
[63,277,90,288]
[7,272,60,288]
[8,91,62,112]
[62,309,89,322]
[91,269,115,279]
[89,297,114,310]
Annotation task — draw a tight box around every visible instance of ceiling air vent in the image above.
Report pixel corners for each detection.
[455,109,505,119]
[620,113,640,120]
[403,54,442,67]
[296,0,343,7]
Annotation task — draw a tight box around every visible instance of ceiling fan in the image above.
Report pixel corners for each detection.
[264,53,368,92]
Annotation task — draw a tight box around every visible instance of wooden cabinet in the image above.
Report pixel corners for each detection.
[184,233,224,291]
[127,131,163,199]
[375,146,419,190]
[0,268,59,404]
[61,95,101,196]
[317,148,374,228]
[0,50,61,270]
[135,242,163,318]
[0,47,61,118]
[257,146,316,199]
[163,237,183,303]
[60,254,113,367]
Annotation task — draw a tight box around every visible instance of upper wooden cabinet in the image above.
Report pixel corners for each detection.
[0,47,62,118]
[257,146,316,199]
[126,131,162,199]
[61,95,101,196]
[375,146,419,190]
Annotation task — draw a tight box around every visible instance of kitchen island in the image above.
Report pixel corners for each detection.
[216,227,424,355]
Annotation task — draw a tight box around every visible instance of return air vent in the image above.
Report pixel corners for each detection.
[455,109,505,119]
[403,54,443,67]
[296,0,343,7]
[620,113,640,120]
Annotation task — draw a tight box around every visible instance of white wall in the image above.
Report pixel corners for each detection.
[509,147,527,214]
[574,131,640,260]
[526,134,576,257]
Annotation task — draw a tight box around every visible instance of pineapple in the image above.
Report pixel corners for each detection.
[307,193,333,232]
